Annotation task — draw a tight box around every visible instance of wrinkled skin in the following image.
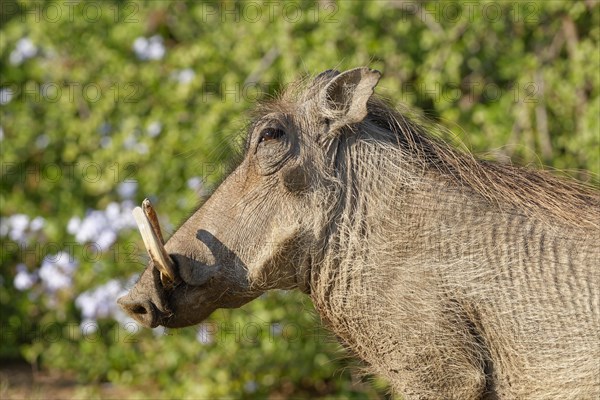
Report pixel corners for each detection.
[118,68,600,399]
[118,68,377,328]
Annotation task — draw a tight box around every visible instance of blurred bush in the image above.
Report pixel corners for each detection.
[1,0,598,398]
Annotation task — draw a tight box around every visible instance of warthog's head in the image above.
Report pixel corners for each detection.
[118,67,381,328]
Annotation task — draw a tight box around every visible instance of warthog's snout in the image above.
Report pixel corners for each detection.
[119,196,265,329]
[118,200,181,328]
[117,294,162,328]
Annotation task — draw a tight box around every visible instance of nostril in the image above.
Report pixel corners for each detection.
[132,304,148,315]
[118,298,159,328]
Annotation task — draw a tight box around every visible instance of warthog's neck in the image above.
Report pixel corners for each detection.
[309,136,427,337]
[308,137,599,396]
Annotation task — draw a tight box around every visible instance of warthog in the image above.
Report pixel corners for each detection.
[118,67,599,399]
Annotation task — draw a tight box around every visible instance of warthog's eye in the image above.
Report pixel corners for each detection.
[259,128,285,143]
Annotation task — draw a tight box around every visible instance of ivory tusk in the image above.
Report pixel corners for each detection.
[142,198,165,246]
[132,200,177,286]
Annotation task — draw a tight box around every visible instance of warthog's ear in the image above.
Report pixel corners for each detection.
[314,69,340,84]
[320,67,381,134]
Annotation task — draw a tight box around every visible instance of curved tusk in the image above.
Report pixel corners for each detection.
[132,200,177,286]
[142,198,165,246]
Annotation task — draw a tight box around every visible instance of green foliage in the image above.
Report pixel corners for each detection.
[1,0,598,397]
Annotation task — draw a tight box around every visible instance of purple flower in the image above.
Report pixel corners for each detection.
[35,135,50,149]
[187,176,203,191]
[69,201,137,250]
[29,216,45,231]
[0,88,14,105]
[76,279,125,320]
[117,181,138,199]
[133,35,165,61]
[14,264,37,291]
[67,216,81,235]
[196,323,214,344]
[10,38,38,65]
[38,252,78,293]
[271,322,283,336]
[80,318,99,335]
[244,380,258,393]
[76,275,140,331]
[172,68,195,84]
[8,214,29,243]
[147,121,162,137]
[1,214,45,245]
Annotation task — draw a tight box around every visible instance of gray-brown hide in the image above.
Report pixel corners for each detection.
[118,68,600,399]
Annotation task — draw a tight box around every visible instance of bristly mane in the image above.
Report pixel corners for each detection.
[253,74,599,230]
[363,96,600,230]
